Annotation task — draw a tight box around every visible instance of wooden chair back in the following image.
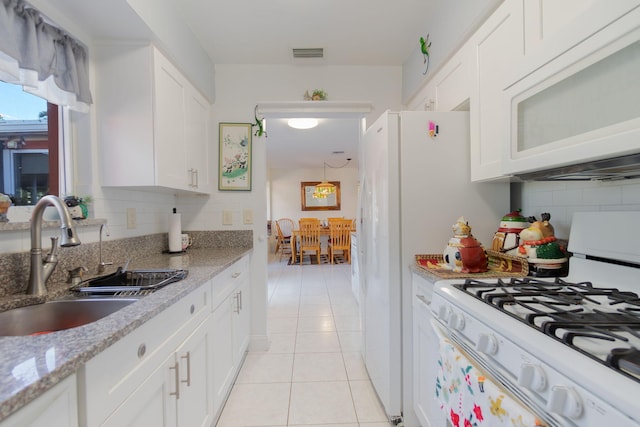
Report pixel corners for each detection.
[298,219,322,264]
[328,218,352,264]
[275,218,294,259]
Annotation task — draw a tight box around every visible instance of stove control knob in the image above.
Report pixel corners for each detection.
[476,333,498,355]
[438,305,452,322]
[547,385,583,419]
[518,364,546,392]
[447,312,465,331]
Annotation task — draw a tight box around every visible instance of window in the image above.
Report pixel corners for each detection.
[0,81,59,205]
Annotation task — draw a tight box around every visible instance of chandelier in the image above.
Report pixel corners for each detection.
[313,159,351,198]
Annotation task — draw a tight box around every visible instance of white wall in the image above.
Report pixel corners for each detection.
[269,166,359,222]
[513,179,640,239]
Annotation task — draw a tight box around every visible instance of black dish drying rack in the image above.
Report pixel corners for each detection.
[71,268,189,296]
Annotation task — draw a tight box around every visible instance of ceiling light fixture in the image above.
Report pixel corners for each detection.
[287,118,318,130]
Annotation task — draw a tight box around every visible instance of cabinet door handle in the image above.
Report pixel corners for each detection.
[238,290,243,311]
[169,361,180,399]
[194,169,199,188]
[234,292,241,314]
[181,352,191,387]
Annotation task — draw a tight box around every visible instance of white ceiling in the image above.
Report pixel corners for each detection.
[33,0,487,170]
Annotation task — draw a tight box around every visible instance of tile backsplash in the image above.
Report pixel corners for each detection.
[512,178,640,239]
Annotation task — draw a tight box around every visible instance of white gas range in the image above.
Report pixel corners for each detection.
[430,212,640,426]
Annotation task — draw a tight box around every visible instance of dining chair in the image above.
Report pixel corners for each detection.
[297,219,322,265]
[275,218,294,260]
[328,218,352,264]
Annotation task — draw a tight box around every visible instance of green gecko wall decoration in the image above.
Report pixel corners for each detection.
[252,105,267,137]
[420,34,431,75]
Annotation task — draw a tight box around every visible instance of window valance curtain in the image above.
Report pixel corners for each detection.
[0,0,92,112]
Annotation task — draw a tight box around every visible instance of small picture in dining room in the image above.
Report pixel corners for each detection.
[219,122,252,191]
[301,181,341,211]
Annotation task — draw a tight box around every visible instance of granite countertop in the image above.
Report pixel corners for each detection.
[410,263,444,283]
[0,247,252,421]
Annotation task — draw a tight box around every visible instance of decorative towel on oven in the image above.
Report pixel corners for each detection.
[435,335,545,427]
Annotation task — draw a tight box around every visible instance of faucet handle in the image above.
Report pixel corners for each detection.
[67,266,88,285]
[44,237,59,262]
[97,261,113,274]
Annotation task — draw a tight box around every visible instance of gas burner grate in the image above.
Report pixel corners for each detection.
[453,278,640,381]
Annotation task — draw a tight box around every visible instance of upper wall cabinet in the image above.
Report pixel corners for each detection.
[503,4,640,176]
[96,44,211,194]
[513,0,640,86]
[469,0,525,182]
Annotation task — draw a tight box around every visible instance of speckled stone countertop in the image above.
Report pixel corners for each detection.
[0,247,252,422]
[410,263,443,283]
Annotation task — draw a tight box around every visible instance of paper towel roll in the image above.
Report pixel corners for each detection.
[168,212,182,252]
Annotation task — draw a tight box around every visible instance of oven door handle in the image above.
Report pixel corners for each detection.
[431,319,551,427]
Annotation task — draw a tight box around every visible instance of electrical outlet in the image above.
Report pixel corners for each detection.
[126,208,136,229]
[243,209,253,224]
[223,210,233,225]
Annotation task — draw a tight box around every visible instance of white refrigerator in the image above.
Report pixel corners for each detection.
[358,110,509,425]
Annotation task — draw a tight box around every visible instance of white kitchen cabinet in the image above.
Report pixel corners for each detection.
[232,272,251,362]
[211,292,235,416]
[412,273,445,427]
[100,353,176,427]
[211,254,251,420]
[79,283,210,426]
[433,43,473,113]
[469,0,524,181]
[408,44,473,113]
[96,44,210,194]
[0,375,78,427]
[516,0,640,85]
[101,317,213,427]
[185,88,210,190]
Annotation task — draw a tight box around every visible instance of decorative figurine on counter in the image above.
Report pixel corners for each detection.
[443,216,488,273]
[491,209,529,255]
[517,213,568,275]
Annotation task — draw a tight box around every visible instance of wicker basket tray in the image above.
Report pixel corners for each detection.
[415,249,529,279]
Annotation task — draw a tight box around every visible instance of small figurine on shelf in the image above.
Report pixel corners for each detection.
[304,89,327,101]
[64,195,91,219]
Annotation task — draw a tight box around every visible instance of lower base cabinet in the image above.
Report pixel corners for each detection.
[101,317,212,427]
[412,273,445,427]
[211,255,251,420]
[0,375,78,427]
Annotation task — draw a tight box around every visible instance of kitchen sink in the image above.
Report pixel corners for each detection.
[0,297,139,336]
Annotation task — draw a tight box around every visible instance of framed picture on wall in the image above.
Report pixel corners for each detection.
[301,181,341,211]
[219,122,252,191]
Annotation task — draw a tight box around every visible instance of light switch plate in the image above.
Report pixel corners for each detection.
[243,209,253,224]
[223,210,233,225]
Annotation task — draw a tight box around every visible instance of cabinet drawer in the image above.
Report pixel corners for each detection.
[80,284,210,426]
[211,255,250,310]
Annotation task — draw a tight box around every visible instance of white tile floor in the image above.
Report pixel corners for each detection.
[216,247,390,427]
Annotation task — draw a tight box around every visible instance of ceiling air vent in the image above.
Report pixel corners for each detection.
[292,48,324,59]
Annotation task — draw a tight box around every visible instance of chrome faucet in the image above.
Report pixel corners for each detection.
[26,195,81,295]
[97,223,113,274]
